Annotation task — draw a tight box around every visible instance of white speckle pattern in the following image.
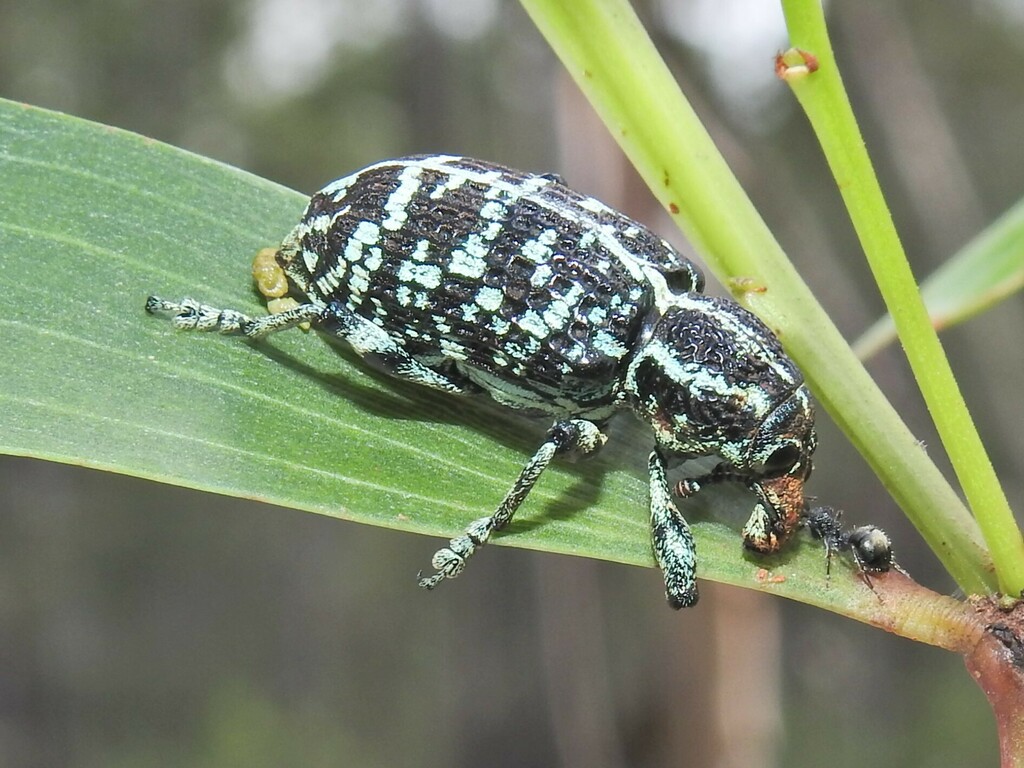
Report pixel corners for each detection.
[593,329,628,358]
[517,310,549,339]
[542,298,572,331]
[398,262,442,290]
[530,263,553,287]
[449,242,487,279]
[382,165,424,230]
[587,306,607,325]
[480,200,506,221]
[363,247,383,272]
[521,229,557,263]
[411,239,432,261]
[489,316,510,335]
[475,286,503,312]
[429,173,467,199]
[351,219,380,246]
[351,263,375,296]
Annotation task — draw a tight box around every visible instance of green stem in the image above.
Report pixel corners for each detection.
[517,0,994,594]
[855,193,1024,360]
[780,0,1024,596]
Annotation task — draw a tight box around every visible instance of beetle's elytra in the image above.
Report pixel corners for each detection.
[146,154,818,608]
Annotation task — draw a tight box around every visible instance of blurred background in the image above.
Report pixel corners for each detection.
[1,0,1022,765]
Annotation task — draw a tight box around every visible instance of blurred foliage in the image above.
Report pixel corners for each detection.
[0,0,1021,765]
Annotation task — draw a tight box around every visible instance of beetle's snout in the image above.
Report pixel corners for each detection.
[741,386,817,552]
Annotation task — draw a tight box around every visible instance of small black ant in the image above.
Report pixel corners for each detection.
[802,505,907,588]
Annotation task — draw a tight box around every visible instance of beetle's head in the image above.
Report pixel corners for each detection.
[740,386,817,553]
[625,299,817,550]
[625,299,812,459]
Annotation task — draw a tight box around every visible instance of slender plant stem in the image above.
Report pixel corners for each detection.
[780,0,1024,596]
[518,0,994,594]
[854,195,1024,359]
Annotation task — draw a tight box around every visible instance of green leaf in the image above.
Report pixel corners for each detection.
[854,195,1024,360]
[0,97,967,635]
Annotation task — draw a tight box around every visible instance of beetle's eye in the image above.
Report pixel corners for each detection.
[663,267,704,294]
[762,444,800,475]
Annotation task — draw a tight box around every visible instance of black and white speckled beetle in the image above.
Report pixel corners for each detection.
[146,154,817,608]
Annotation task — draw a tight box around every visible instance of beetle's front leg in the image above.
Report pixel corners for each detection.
[418,419,607,590]
[742,473,805,554]
[649,449,699,608]
[675,463,801,555]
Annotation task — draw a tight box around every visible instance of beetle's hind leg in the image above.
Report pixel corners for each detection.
[418,419,607,590]
[145,296,324,337]
[148,295,479,397]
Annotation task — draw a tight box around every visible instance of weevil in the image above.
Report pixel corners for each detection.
[146,154,817,608]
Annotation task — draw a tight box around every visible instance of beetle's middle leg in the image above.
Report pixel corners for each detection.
[418,419,607,590]
[650,448,699,608]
